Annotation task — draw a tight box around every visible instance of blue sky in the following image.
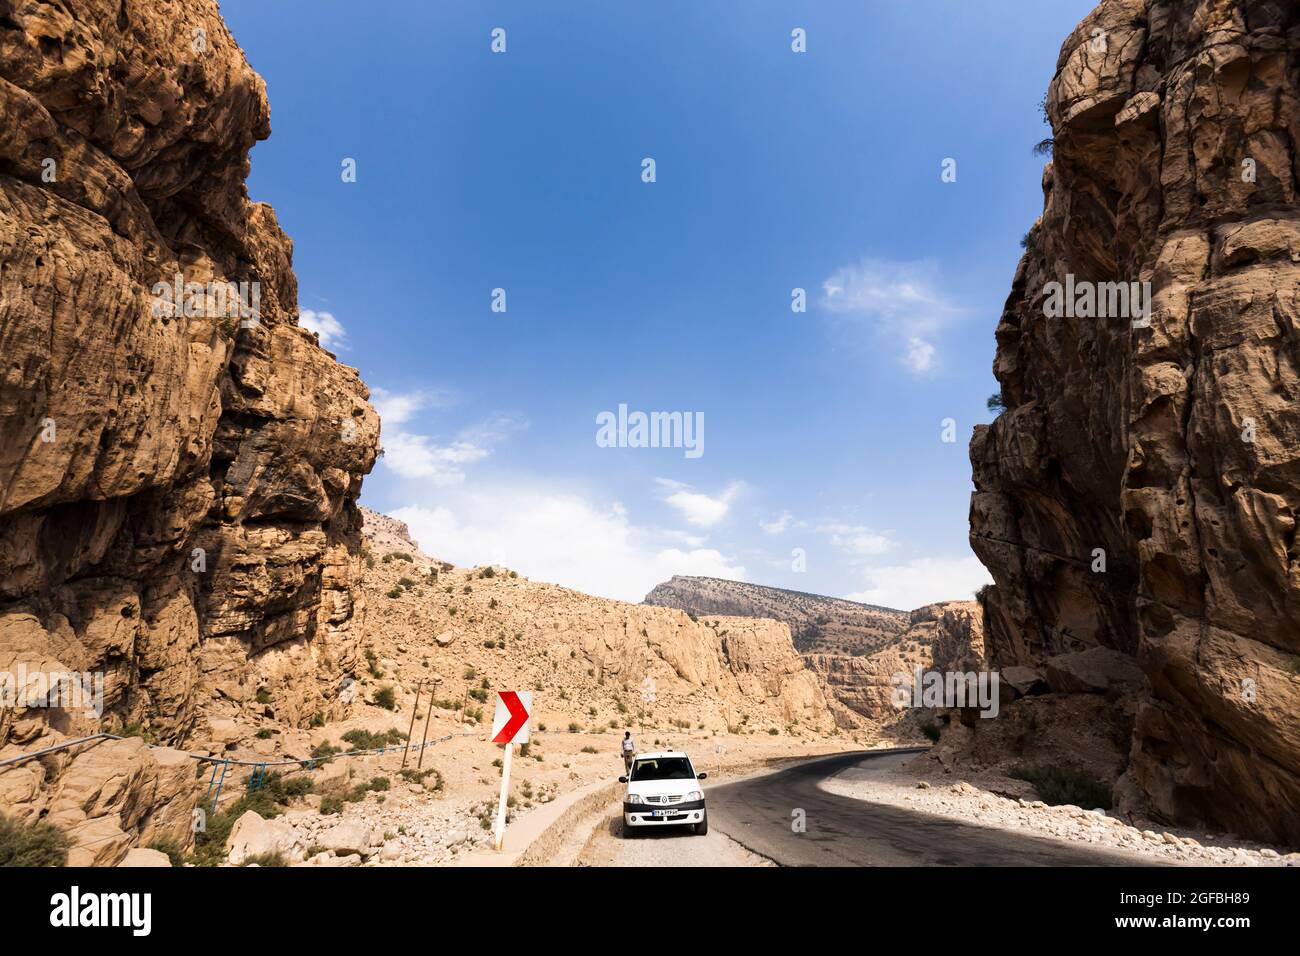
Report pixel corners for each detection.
[221,0,1096,608]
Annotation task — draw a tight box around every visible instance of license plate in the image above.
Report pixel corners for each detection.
[651,809,676,818]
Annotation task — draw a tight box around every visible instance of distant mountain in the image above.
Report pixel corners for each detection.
[643,575,909,655]
[643,576,985,731]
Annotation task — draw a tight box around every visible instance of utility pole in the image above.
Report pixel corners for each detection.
[402,680,424,769]
[417,677,441,770]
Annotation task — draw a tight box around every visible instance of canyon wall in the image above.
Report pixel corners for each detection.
[0,0,379,760]
[971,0,1300,843]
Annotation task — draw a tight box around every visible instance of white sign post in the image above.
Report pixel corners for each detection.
[490,691,532,851]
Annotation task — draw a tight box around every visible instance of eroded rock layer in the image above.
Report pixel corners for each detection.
[0,0,378,763]
[971,0,1300,843]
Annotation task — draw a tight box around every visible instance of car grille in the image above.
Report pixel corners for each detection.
[645,794,683,804]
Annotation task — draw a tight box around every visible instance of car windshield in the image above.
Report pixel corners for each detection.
[630,757,694,781]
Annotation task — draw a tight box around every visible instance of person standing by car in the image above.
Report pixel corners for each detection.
[620,731,636,772]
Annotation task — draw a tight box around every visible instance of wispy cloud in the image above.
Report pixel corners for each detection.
[845,555,991,611]
[373,387,523,485]
[393,486,745,602]
[819,258,964,375]
[759,510,793,535]
[299,309,347,350]
[657,479,743,528]
[818,521,897,557]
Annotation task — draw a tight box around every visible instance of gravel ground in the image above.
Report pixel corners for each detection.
[577,812,774,867]
[821,753,1299,866]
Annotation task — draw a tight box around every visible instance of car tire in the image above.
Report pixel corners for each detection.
[694,812,708,835]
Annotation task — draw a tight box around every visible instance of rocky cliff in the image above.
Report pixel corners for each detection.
[970,0,1300,843]
[805,601,985,727]
[0,0,378,856]
[644,575,907,654]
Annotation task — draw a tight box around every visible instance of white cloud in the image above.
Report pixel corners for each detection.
[904,336,936,373]
[392,488,745,602]
[299,309,347,350]
[819,522,897,557]
[845,555,992,611]
[372,387,518,484]
[382,433,488,483]
[657,479,743,528]
[819,258,963,375]
[760,510,792,535]
[371,387,455,426]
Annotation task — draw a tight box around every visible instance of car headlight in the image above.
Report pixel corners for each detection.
[686,791,702,801]
[626,794,645,805]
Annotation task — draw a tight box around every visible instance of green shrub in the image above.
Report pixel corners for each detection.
[580,746,597,754]
[148,839,185,867]
[189,781,294,867]
[480,567,495,578]
[767,727,780,736]
[398,577,417,588]
[341,728,406,750]
[387,551,413,563]
[373,685,397,710]
[320,796,343,815]
[240,851,287,867]
[282,777,315,798]
[386,587,403,599]
[311,742,340,762]
[0,815,69,867]
[1010,766,1113,810]
[255,688,272,705]
[568,722,580,733]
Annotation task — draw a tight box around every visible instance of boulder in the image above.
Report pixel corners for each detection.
[999,666,1049,703]
[226,810,302,865]
[1045,648,1145,695]
[118,848,173,867]
[319,820,374,856]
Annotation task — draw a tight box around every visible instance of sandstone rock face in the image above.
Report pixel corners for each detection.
[0,1,377,750]
[970,0,1300,842]
[0,736,197,866]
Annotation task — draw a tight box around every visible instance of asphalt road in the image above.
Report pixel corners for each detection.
[705,750,1144,866]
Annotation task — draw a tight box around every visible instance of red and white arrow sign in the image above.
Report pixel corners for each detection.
[491,691,532,745]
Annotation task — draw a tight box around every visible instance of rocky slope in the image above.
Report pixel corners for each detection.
[360,510,836,737]
[969,0,1300,844]
[0,0,378,860]
[644,575,907,654]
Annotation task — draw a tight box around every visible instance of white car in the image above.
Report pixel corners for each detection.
[620,750,708,835]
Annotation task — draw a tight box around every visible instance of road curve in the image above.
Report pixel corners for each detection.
[706,750,1145,866]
